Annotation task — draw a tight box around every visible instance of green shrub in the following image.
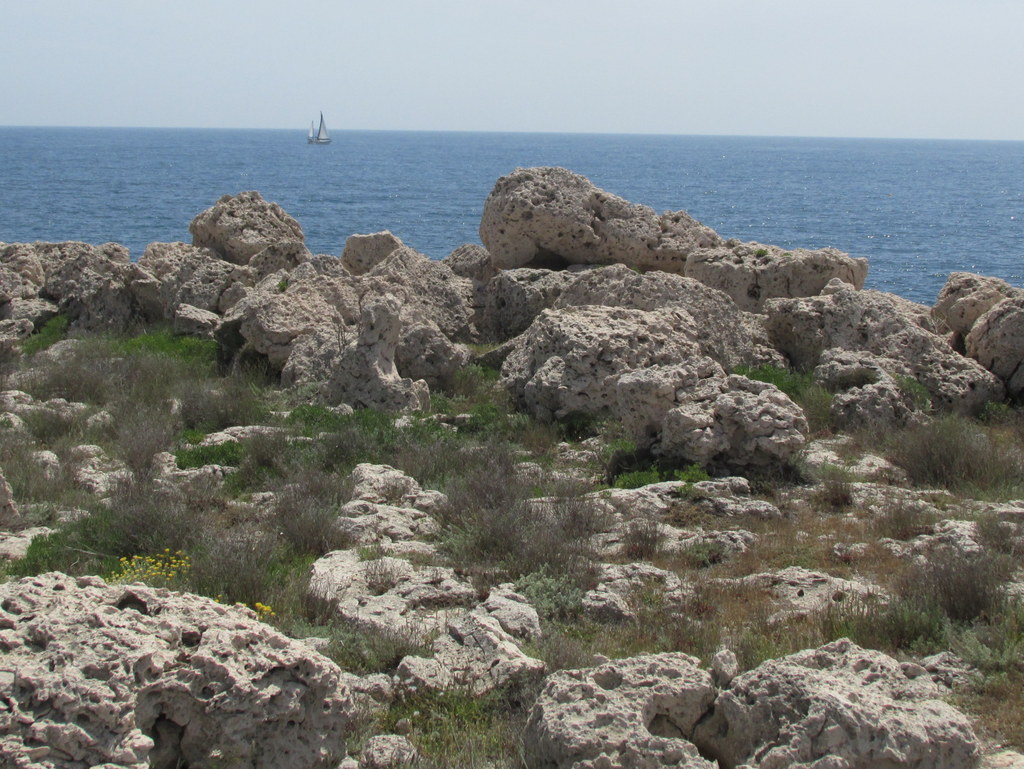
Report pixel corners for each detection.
[515,568,585,621]
[886,414,1024,497]
[21,314,69,354]
[819,594,949,654]
[614,469,661,489]
[111,330,217,369]
[174,440,245,469]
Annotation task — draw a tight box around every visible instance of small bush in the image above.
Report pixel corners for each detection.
[21,315,69,354]
[898,550,1015,624]
[621,517,664,560]
[614,469,661,489]
[317,622,432,675]
[515,568,585,622]
[174,440,245,469]
[886,414,1024,497]
[819,594,949,654]
[808,464,854,511]
[273,469,352,557]
[872,499,936,540]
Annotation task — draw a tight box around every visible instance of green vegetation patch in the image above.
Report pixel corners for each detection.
[21,314,69,354]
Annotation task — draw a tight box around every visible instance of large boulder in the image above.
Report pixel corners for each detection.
[965,295,1024,399]
[480,167,720,273]
[685,241,868,312]
[217,255,359,370]
[136,241,253,320]
[1,241,155,331]
[616,364,808,470]
[554,264,784,370]
[340,231,405,275]
[522,653,718,769]
[321,294,430,412]
[0,572,355,769]
[189,191,306,265]
[361,246,474,342]
[692,638,980,769]
[500,305,704,422]
[813,348,923,431]
[765,281,1004,413]
[479,268,583,342]
[932,271,1022,341]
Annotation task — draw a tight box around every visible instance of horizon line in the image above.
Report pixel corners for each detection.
[1,124,1022,144]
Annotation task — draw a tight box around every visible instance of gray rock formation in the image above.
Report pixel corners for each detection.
[766,281,1004,413]
[932,271,1022,341]
[813,349,923,430]
[965,295,1024,399]
[479,267,582,342]
[136,241,253,320]
[692,638,980,769]
[189,190,307,265]
[522,653,718,769]
[321,295,430,412]
[0,572,355,769]
[480,167,720,273]
[685,241,868,312]
[341,231,405,275]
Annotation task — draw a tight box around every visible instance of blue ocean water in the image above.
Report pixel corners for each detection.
[1,127,1022,305]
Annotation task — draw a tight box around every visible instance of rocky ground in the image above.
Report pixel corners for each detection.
[1,167,1023,768]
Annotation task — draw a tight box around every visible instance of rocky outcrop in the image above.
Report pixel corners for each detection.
[554,264,783,370]
[692,638,980,769]
[616,364,808,470]
[189,191,307,266]
[0,469,19,527]
[341,231,405,275]
[685,241,868,312]
[479,268,582,342]
[394,321,470,389]
[1,241,153,332]
[766,281,1004,413]
[136,242,253,320]
[932,271,1022,341]
[522,653,718,769]
[321,295,430,412]
[813,349,923,430]
[480,167,720,273]
[0,572,355,769]
[965,295,1024,399]
[500,305,704,422]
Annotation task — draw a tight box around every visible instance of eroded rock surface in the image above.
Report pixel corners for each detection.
[0,572,355,769]
[189,190,307,265]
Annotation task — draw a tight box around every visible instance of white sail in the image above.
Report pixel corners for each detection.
[308,122,315,140]
[317,114,330,141]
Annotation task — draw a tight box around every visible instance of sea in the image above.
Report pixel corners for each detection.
[1,127,1022,306]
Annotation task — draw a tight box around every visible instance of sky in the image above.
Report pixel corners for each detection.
[2,0,1023,141]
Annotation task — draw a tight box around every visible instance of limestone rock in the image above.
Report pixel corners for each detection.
[442,243,498,284]
[322,295,430,412]
[308,550,477,640]
[247,239,310,280]
[522,653,718,769]
[395,321,471,389]
[396,611,545,695]
[765,282,1004,413]
[724,565,883,623]
[554,264,784,369]
[479,267,583,342]
[0,572,355,769]
[932,271,1021,339]
[172,303,221,338]
[189,191,305,265]
[348,463,425,505]
[582,563,692,623]
[0,526,52,560]
[692,638,980,769]
[482,583,543,642]
[0,296,59,327]
[341,231,405,276]
[0,469,19,527]
[617,365,808,471]
[334,500,438,545]
[217,256,358,371]
[480,167,720,273]
[813,349,922,430]
[362,245,474,342]
[136,241,253,319]
[965,295,1024,398]
[500,305,704,422]
[685,241,868,312]
[361,734,417,769]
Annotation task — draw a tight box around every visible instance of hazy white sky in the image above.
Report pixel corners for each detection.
[3,0,1022,140]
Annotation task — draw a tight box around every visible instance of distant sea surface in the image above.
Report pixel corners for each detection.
[1,127,1022,305]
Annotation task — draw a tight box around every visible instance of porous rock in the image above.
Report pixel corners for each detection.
[172,303,221,338]
[616,364,808,470]
[0,468,19,527]
[395,321,471,389]
[522,653,718,769]
[136,241,253,319]
[692,638,980,769]
[341,231,405,275]
[725,565,883,623]
[932,271,1021,340]
[554,264,784,369]
[189,190,306,265]
[479,267,582,342]
[766,281,1004,413]
[813,349,922,431]
[361,734,418,769]
[308,550,477,640]
[685,241,868,312]
[480,167,720,273]
[0,572,355,769]
[500,305,704,422]
[321,294,430,412]
[965,295,1024,399]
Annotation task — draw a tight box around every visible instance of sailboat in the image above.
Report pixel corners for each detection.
[307,112,331,144]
